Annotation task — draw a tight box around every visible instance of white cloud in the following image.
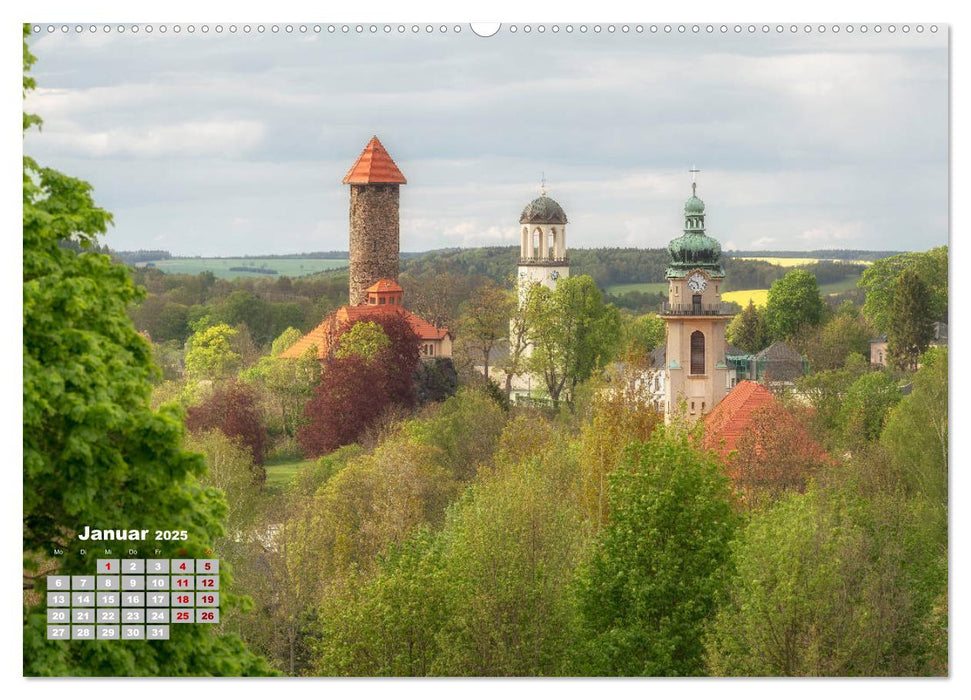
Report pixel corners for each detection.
[35,119,265,158]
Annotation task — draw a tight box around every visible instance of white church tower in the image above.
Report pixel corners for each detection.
[517,186,570,302]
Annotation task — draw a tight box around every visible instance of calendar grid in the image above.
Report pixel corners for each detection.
[46,559,220,641]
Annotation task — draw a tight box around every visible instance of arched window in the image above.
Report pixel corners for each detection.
[533,228,541,258]
[690,330,705,375]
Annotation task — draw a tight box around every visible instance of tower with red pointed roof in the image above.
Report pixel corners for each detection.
[343,136,407,306]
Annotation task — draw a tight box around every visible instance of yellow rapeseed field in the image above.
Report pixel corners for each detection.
[722,289,770,308]
[734,256,872,267]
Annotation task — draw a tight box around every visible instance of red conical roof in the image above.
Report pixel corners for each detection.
[342,136,407,184]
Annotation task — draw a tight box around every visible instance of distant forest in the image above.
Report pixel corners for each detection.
[122,245,874,355]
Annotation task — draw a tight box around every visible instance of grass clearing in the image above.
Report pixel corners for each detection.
[264,457,316,494]
[141,258,348,279]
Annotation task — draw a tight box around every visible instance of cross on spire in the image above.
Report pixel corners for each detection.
[689,166,700,196]
[541,171,547,196]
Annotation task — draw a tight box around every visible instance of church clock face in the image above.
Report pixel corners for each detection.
[687,272,708,293]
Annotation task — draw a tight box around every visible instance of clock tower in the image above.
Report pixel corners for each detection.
[516,186,570,303]
[660,174,733,423]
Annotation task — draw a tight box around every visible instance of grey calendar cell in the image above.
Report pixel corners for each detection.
[195,608,220,624]
[171,575,194,591]
[123,609,145,623]
[72,591,95,606]
[146,559,169,574]
[96,559,120,574]
[47,625,70,640]
[172,609,194,624]
[171,558,195,574]
[146,608,169,624]
[146,625,170,640]
[46,592,70,607]
[171,592,194,607]
[195,575,219,591]
[122,575,145,590]
[196,559,219,574]
[47,608,70,624]
[146,592,170,607]
[122,559,145,574]
[122,592,144,607]
[97,575,119,590]
[146,575,169,590]
[72,625,95,640]
[73,608,95,623]
[47,575,70,590]
[96,625,119,640]
[122,625,145,640]
[196,591,220,607]
[71,575,95,590]
[97,608,120,623]
[97,592,119,606]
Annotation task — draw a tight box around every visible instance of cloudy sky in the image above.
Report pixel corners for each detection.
[23,24,948,255]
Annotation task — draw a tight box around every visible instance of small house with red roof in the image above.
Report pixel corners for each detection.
[280,279,452,361]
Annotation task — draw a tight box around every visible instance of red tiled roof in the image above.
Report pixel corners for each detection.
[342,136,407,185]
[703,381,776,458]
[279,304,448,360]
[366,278,404,293]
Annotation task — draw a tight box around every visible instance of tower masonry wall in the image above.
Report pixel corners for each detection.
[349,184,400,306]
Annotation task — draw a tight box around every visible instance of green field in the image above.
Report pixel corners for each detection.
[264,458,316,494]
[605,282,669,295]
[819,276,863,295]
[141,258,348,279]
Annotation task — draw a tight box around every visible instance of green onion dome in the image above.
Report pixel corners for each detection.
[519,195,568,225]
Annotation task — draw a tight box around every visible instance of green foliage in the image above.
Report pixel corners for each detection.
[456,282,514,379]
[765,269,824,341]
[432,453,589,676]
[184,323,241,381]
[881,348,948,531]
[621,313,666,358]
[315,450,589,676]
[289,445,366,498]
[575,430,738,676]
[185,430,264,541]
[706,488,945,676]
[404,386,507,481]
[725,299,769,354]
[270,327,303,356]
[802,312,872,372]
[22,28,272,675]
[795,360,868,441]
[887,268,935,371]
[334,320,391,362]
[838,371,902,447]
[527,275,623,407]
[859,247,947,335]
[315,530,448,676]
[240,347,319,439]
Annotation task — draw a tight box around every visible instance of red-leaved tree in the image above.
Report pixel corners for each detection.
[185,380,268,471]
[298,312,421,458]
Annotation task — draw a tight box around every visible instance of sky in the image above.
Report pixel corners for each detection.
[22,23,949,256]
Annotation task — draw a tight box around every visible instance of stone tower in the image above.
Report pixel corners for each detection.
[660,175,734,424]
[343,136,407,306]
[516,189,570,304]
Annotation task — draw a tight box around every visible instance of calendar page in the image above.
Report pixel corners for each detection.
[22,14,950,682]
